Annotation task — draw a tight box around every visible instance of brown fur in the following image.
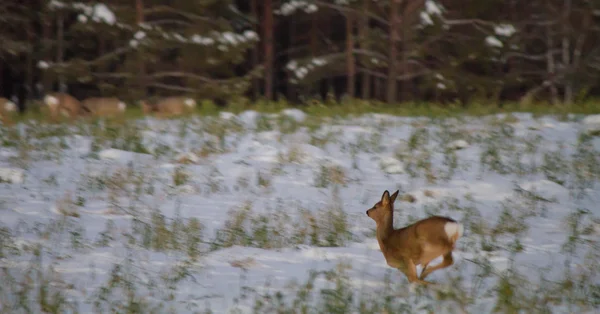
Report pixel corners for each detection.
[366,190,463,285]
[43,92,83,121]
[80,97,126,118]
[141,96,196,118]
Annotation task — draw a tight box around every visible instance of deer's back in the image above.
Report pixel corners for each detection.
[82,97,124,115]
[46,92,81,113]
[156,97,186,114]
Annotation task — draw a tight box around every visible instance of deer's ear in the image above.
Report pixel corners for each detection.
[390,190,399,204]
[381,190,390,205]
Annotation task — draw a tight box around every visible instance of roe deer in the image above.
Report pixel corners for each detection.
[43,92,83,120]
[141,96,196,118]
[81,97,127,117]
[0,97,18,125]
[366,190,463,285]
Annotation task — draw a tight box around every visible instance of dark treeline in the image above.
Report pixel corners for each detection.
[1,0,600,110]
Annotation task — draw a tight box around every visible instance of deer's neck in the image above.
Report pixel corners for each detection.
[375,212,394,242]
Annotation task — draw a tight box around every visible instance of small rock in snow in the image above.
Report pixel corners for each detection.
[423,190,436,198]
[176,152,200,164]
[400,194,417,203]
[281,109,307,122]
[219,112,236,120]
[582,114,600,136]
[447,139,469,150]
[238,110,260,128]
[98,148,123,160]
[0,167,25,184]
[379,156,405,174]
[176,184,197,195]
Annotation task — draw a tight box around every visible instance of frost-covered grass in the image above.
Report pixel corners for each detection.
[1,108,600,313]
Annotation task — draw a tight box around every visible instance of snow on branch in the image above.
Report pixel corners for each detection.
[286,57,329,83]
[49,1,116,25]
[420,0,444,26]
[127,22,259,49]
[276,1,318,15]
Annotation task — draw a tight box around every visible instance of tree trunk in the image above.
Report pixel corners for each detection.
[346,13,355,99]
[547,25,559,105]
[263,0,274,100]
[562,0,572,104]
[288,10,296,101]
[136,0,146,98]
[41,10,52,94]
[26,25,34,103]
[310,14,318,98]
[251,0,260,99]
[359,0,370,100]
[57,11,65,92]
[386,0,401,104]
[310,14,318,56]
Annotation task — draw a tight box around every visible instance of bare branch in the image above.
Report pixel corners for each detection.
[148,83,197,92]
[52,45,134,68]
[443,18,497,27]
[144,6,222,27]
[310,1,389,26]
[143,20,191,27]
[505,50,562,61]
[91,72,132,78]
[358,67,431,81]
[147,72,230,83]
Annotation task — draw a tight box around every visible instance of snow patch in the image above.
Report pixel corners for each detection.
[518,180,567,202]
[0,168,25,184]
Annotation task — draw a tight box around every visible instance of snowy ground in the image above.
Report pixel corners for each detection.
[1,110,599,313]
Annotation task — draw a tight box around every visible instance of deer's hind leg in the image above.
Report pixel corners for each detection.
[419,252,454,281]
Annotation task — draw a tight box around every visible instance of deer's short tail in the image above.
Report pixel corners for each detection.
[444,221,464,243]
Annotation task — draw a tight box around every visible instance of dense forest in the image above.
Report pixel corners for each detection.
[1,0,600,110]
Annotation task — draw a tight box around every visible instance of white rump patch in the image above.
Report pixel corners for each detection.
[118,101,126,111]
[444,222,464,240]
[44,95,59,108]
[4,101,17,112]
[184,98,196,108]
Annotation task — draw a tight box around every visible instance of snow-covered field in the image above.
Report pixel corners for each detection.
[1,110,599,313]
